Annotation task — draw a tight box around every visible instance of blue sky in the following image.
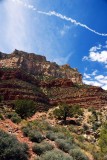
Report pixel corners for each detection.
[0,0,107,89]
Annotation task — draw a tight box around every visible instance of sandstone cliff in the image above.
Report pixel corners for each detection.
[0,50,107,110]
[0,50,82,84]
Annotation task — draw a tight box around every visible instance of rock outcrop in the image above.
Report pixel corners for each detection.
[0,50,82,84]
[0,50,107,110]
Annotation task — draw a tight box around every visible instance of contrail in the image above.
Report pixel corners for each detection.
[12,0,107,37]
[38,11,107,37]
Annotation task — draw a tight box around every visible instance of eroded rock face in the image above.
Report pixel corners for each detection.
[1,50,107,110]
[0,50,82,84]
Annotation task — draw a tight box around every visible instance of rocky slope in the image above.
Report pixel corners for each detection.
[0,50,107,109]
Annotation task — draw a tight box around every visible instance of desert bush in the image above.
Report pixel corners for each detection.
[25,119,52,131]
[32,141,54,155]
[92,151,102,160]
[46,131,57,141]
[69,148,89,160]
[6,112,21,124]
[29,130,45,143]
[55,132,65,139]
[22,126,31,136]
[22,122,46,143]
[55,138,74,153]
[77,135,85,143]
[0,129,29,160]
[11,113,22,124]
[14,100,36,119]
[36,149,73,160]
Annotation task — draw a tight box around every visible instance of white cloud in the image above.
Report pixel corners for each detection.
[95,75,107,84]
[83,42,107,64]
[95,75,105,80]
[91,70,98,76]
[89,51,107,63]
[89,44,102,52]
[83,79,102,87]
[82,56,89,61]
[83,70,98,80]
[83,71,107,90]
[12,0,107,37]
[84,73,91,79]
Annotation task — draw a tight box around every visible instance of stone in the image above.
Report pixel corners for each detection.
[0,50,82,84]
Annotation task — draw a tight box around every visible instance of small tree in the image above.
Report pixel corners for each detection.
[14,100,36,119]
[53,103,70,122]
[53,104,83,123]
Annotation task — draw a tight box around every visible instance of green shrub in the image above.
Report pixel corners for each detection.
[53,104,83,123]
[55,138,74,153]
[69,148,89,160]
[0,129,29,160]
[6,112,22,124]
[14,100,36,119]
[22,123,45,143]
[77,135,85,143]
[36,149,73,160]
[46,131,57,141]
[22,127,31,137]
[32,141,54,155]
[29,130,45,143]
[55,132,65,139]
[10,113,22,124]
[92,151,102,160]
[53,103,71,122]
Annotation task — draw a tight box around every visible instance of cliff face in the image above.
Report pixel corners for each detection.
[1,50,107,110]
[0,50,82,84]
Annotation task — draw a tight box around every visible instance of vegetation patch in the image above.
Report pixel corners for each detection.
[6,112,22,124]
[14,100,36,119]
[55,138,75,153]
[32,141,54,155]
[69,148,89,160]
[0,129,29,160]
[53,103,83,123]
[36,149,73,160]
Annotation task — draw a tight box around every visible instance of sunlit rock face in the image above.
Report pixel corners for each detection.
[1,50,107,110]
[0,49,82,84]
